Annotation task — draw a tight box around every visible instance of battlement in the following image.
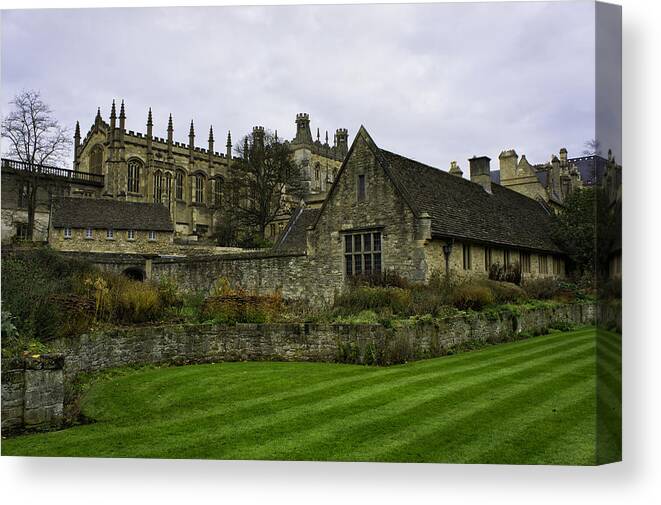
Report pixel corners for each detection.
[296,113,309,121]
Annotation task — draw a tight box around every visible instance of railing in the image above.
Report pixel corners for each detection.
[1,158,105,186]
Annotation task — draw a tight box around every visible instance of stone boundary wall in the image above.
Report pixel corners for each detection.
[52,303,595,380]
[2,303,595,435]
[1,355,64,435]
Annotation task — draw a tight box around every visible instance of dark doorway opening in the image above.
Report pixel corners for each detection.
[123,267,146,281]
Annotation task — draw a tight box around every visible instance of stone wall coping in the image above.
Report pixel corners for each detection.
[1,354,65,371]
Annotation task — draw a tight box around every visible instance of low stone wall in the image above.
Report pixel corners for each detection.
[1,355,65,435]
[51,303,595,380]
[3,303,595,434]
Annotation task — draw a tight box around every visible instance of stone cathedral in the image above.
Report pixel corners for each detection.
[73,101,349,240]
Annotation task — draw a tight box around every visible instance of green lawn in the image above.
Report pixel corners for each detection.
[2,326,621,464]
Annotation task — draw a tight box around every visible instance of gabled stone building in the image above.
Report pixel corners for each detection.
[276,127,566,297]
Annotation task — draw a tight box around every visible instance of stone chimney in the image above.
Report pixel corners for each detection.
[448,160,463,177]
[498,149,518,183]
[469,156,492,193]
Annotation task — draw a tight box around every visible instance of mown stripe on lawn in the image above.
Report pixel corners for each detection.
[166,333,596,460]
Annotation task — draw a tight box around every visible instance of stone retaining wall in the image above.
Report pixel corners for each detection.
[2,303,595,435]
[1,355,64,435]
[51,303,595,380]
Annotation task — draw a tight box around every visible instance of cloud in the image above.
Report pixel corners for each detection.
[1,1,604,171]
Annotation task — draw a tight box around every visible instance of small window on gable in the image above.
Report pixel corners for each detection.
[357,174,366,201]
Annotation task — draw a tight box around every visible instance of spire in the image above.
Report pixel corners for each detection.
[74,121,81,139]
[189,119,195,139]
[226,130,232,149]
[119,100,126,119]
[110,100,116,120]
[147,107,153,127]
[325,130,329,145]
[208,125,214,143]
[95,107,102,124]
[317,127,320,142]
[168,113,173,133]
[274,130,278,142]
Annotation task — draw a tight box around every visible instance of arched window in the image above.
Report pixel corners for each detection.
[153,171,163,203]
[175,171,184,200]
[164,172,172,207]
[127,159,141,193]
[194,174,205,204]
[213,177,223,207]
[90,145,104,175]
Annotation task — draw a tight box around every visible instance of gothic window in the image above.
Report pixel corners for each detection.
[195,174,205,204]
[165,172,172,205]
[128,159,141,193]
[176,171,184,200]
[90,145,104,175]
[153,171,163,203]
[213,178,223,207]
[344,231,382,278]
[315,162,321,188]
[357,174,366,201]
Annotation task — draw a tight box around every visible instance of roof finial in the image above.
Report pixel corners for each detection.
[74,121,80,138]
[119,100,126,119]
[317,127,320,142]
[275,130,278,142]
[189,119,195,137]
[325,130,329,144]
[147,107,153,126]
[168,113,173,131]
[208,125,214,142]
[110,99,116,119]
[226,130,232,147]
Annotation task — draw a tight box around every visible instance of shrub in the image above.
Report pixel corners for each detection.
[333,286,411,315]
[114,281,162,323]
[479,280,527,304]
[451,284,495,311]
[522,277,561,300]
[347,270,410,289]
[201,291,283,325]
[489,262,522,285]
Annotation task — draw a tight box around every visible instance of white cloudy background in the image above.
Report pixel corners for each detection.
[1,1,600,171]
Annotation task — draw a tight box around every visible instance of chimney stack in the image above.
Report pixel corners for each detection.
[469,156,492,193]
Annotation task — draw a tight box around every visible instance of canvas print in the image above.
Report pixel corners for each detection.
[0,1,621,465]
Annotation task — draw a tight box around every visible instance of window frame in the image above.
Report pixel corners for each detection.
[127,229,135,241]
[343,230,382,278]
[148,230,156,241]
[127,159,142,193]
[85,227,93,239]
[194,174,205,204]
[462,244,472,270]
[106,228,114,240]
[357,174,366,202]
[64,227,72,239]
[175,171,185,201]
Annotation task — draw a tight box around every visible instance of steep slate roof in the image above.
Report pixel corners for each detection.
[51,197,173,232]
[378,149,562,253]
[273,207,319,253]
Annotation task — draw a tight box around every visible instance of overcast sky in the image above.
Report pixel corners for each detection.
[1,1,610,172]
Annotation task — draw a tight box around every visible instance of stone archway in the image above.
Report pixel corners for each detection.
[122,267,146,281]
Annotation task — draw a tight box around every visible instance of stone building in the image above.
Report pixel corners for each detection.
[1,158,104,244]
[274,127,566,294]
[489,148,585,208]
[73,102,348,242]
[49,197,174,255]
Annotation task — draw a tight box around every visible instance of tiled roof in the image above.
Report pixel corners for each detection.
[51,197,173,232]
[273,207,319,253]
[377,149,562,253]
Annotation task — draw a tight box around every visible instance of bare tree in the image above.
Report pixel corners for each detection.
[219,129,304,243]
[582,138,602,157]
[1,90,71,239]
